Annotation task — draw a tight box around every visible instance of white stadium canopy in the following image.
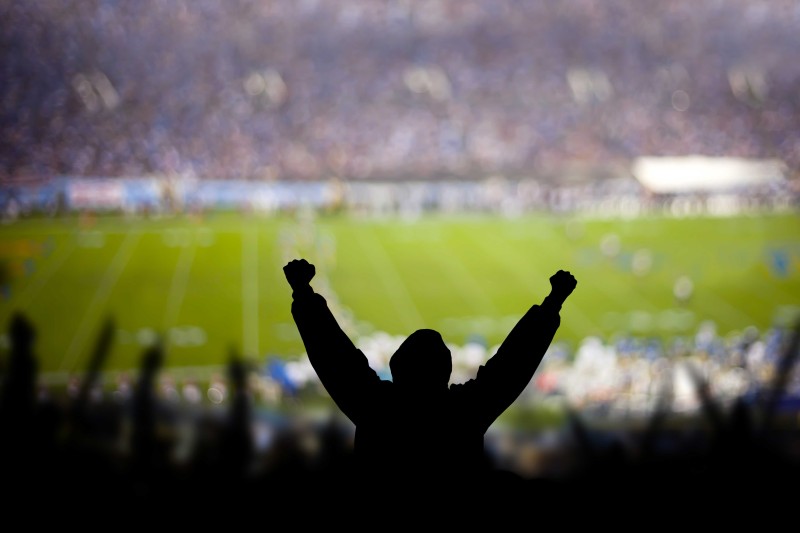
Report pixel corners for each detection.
[631,156,787,194]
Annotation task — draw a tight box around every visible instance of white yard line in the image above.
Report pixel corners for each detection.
[357,227,425,331]
[162,237,197,330]
[60,229,141,372]
[242,226,260,358]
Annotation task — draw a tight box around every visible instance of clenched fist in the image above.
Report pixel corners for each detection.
[549,270,577,302]
[284,258,315,290]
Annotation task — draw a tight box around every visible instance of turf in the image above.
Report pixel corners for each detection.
[1,209,798,379]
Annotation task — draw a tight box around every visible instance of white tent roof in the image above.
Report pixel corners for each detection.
[631,156,786,193]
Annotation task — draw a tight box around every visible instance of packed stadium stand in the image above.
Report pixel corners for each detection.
[1,0,799,182]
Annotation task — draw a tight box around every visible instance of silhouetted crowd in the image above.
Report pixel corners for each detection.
[2,310,800,514]
[2,0,799,181]
[0,315,356,511]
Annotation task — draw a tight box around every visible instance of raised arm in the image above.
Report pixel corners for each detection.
[463,269,577,428]
[541,270,578,315]
[284,259,381,423]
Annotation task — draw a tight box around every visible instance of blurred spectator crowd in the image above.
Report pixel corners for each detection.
[1,0,799,182]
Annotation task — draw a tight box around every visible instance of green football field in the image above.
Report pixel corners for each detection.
[1,209,798,380]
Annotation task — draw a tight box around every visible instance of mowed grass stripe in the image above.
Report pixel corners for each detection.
[1,212,797,374]
[320,222,399,334]
[606,215,784,333]
[353,224,425,332]
[258,221,299,357]
[516,224,606,340]
[5,232,126,371]
[451,218,602,339]
[429,241,501,317]
[692,283,759,330]
[94,225,202,368]
[321,217,503,342]
[645,217,764,330]
[60,228,141,372]
[162,234,197,330]
[167,227,244,367]
[517,215,747,338]
[409,219,504,318]
[437,225,506,316]
[242,225,260,359]
[10,235,75,311]
[370,220,496,321]
[364,220,510,337]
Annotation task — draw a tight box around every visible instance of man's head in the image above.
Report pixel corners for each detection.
[389,329,452,391]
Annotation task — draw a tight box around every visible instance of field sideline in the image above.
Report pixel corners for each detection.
[0,209,798,378]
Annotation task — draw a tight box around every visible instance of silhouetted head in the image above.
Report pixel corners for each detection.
[389,329,452,391]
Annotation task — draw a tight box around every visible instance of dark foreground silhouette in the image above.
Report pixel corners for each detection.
[284,257,577,503]
[1,301,799,518]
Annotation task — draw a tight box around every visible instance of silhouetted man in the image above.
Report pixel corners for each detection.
[284,258,576,499]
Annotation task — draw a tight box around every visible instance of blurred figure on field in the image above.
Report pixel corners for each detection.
[283,258,577,503]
